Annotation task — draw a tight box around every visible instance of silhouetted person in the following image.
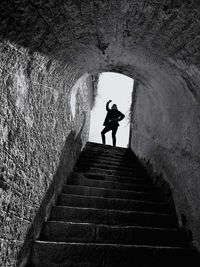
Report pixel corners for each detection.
[101,100,125,147]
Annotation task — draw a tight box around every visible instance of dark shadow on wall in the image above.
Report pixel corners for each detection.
[17,112,87,267]
[138,157,193,243]
[0,2,60,58]
[139,158,176,211]
[0,1,94,62]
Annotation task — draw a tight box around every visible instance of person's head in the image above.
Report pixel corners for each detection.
[111,104,117,110]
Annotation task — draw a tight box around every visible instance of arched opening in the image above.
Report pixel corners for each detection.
[89,72,134,147]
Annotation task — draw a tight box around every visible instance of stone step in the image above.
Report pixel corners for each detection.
[82,149,127,158]
[76,172,151,184]
[81,150,130,161]
[85,142,128,152]
[31,242,199,267]
[57,194,171,214]
[50,206,177,228]
[82,143,141,164]
[84,143,128,154]
[70,177,155,193]
[84,148,128,155]
[75,162,142,174]
[78,168,146,179]
[62,185,161,202]
[79,156,139,169]
[78,154,138,167]
[40,221,187,247]
[76,160,139,172]
[78,154,136,164]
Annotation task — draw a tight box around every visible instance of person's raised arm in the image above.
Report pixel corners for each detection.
[106,100,112,111]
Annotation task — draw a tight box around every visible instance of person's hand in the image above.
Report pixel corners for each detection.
[108,100,112,103]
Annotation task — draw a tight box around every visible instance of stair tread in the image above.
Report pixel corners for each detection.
[59,193,166,205]
[63,184,159,198]
[78,156,138,167]
[51,205,177,228]
[45,221,179,231]
[80,152,130,161]
[32,241,199,267]
[86,141,127,149]
[79,166,142,174]
[77,161,139,170]
[76,167,143,176]
[40,222,188,247]
[70,177,155,191]
[83,147,127,154]
[82,149,127,155]
[34,240,194,250]
[57,194,172,214]
[64,184,153,193]
[77,171,150,182]
[52,205,174,216]
[74,172,148,180]
[41,220,187,245]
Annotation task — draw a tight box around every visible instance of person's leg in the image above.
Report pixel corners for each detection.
[101,126,111,144]
[112,126,118,147]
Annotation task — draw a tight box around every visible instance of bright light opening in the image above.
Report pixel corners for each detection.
[89,72,134,148]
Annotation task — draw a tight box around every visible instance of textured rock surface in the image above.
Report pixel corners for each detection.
[0,0,200,265]
[129,65,200,252]
[0,41,94,266]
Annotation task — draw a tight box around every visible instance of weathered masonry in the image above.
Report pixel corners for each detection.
[0,1,200,266]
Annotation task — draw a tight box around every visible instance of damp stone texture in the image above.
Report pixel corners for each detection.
[129,68,200,252]
[0,41,94,267]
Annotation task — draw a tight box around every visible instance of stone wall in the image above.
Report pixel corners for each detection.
[129,65,200,251]
[0,41,94,267]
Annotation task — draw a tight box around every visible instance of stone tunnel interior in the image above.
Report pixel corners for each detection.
[0,0,200,266]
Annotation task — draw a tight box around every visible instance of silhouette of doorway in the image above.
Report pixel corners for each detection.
[89,72,134,148]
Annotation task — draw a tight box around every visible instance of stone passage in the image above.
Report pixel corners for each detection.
[30,142,199,266]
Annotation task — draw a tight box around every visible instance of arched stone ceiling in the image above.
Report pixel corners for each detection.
[1,0,200,81]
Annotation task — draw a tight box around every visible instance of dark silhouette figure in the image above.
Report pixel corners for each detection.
[101,100,125,147]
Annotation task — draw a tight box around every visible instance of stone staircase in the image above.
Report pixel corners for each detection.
[30,142,199,266]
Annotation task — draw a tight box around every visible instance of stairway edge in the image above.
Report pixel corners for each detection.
[34,240,194,250]
[44,220,179,231]
[52,205,173,216]
[63,184,155,195]
[59,193,167,205]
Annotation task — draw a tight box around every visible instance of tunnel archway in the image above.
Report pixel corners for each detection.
[89,72,134,148]
[1,1,200,266]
